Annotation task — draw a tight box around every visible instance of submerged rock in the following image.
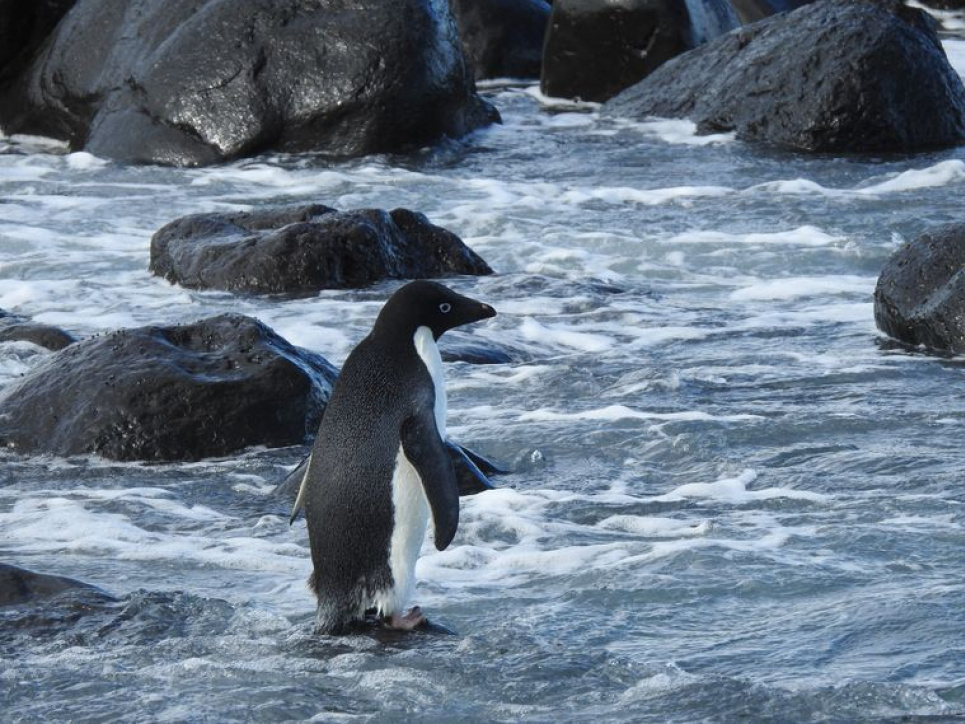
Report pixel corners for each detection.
[440,338,516,365]
[540,0,740,103]
[0,314,338,461]
[150,205,493,296]
[0,310,76,350]
[874,224,965,354]
[0,562,114,606]
[603,0,965,154]
[0,0,497,166]
[451,0,551,80]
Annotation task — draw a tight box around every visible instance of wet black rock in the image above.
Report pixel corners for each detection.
[440,336,516,364]
[0,562,114,606]
[0,0,497,166]
[0,314,338,461]
[0,310,76,350]
[603,0,965,154]
[451,0,551,80]
[874,224,965,354]
[540,0,739,103]
[150,205,493,296]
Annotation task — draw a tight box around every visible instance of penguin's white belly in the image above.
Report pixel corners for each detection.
[371,325,444,616]
[373,447,430,616]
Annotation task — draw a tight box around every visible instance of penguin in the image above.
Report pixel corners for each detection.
[300,280,496,633]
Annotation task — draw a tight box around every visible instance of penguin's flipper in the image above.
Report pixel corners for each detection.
[288,454,312,525]
[401,410,459,551]
[445,441,495,496]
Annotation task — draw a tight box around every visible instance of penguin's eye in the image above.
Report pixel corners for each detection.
[439,302,452,314]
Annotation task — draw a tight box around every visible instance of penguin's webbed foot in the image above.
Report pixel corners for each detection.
[384,606,426,631]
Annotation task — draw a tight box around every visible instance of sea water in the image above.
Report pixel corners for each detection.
[1,35,964,724]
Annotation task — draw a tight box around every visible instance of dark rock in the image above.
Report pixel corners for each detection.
[874,224,965,354]
[440,337,515,364]
[0,310,76,350]
[540,0,739,103]
[150,205,493,296]
[728,0,813,23]
[451,0,551,80]
[0,314,338,461]
[604,0,965,154]
[0,0,75,77]
[0,0,497,166]
[0,562,114,606]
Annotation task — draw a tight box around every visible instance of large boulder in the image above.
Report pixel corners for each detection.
[603,0,965,154]
[150,204,493,296]
[451,0,551,80]
[0,0,497,166]
[0,314,338,461]
[540,0,740,103]
[0,310,76,350]
[874,224,965,354]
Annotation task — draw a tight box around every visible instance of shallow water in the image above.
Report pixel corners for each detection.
[1,35,965,723]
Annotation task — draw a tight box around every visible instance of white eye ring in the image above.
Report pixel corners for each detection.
[439,302,452,313]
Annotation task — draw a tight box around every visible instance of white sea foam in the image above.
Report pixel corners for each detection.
[518,317,614,352]
[650,470,829,504]
[729,275,873,301]
[664,226,846,248]
[854,160,965,195]
[597,515,712,538]
[618,117,737,146]
[517,405,761,424]
[559,183,734,207]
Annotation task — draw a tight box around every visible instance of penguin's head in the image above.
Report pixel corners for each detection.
[376,281,496,340]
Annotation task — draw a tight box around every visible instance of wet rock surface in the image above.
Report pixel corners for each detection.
[0,314,338,461]
[0,310,76,350]
[0,0,497,165]
[150,205,493,296]
[875,224,965,354]
[603,0,965,154]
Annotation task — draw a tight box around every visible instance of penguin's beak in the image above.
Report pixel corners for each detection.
[450,294,496,330]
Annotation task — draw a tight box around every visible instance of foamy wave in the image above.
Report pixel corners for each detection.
[729,275,873,301]
[518,317,614,352]
[517,404,761,424]
[620,117,736,146]
[651,470,830,504]
[420,469,827,593]
[664,226,845,248]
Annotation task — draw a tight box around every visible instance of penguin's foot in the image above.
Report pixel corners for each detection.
[385,606,426,631]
